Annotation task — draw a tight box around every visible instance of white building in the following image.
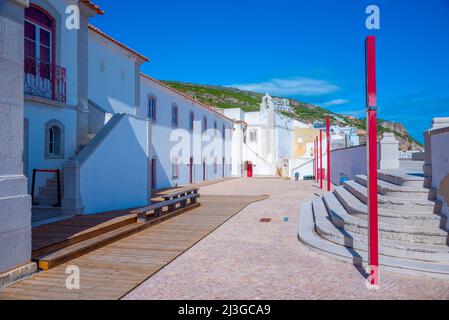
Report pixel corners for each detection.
[140,75,234,190]
[271,95,293,112]
[313,122,360,150]
[0,0,237,278]
[224,93,311,179]
[330,126,360,149]
[15,0,235,222]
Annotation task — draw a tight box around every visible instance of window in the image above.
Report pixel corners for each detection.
[214,120,217,130]
[25,5,54,79]
[148,96,156,122]
[249,130,257,143]
[203,116,207,133]
[189,111,194,131]
[222,124,226,139]
[172,104,178,128]
[45,120,64,159]
[172,158,179,179]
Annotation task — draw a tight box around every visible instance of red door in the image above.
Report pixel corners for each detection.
[246,162,253,178]
[151,159,156,189]
[189,157,193,184]
[222,157,225,178]
[203,161,206,181]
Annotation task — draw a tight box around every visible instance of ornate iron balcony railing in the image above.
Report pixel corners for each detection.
[24,56,66,103]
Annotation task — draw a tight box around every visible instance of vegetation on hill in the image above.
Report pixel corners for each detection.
[162,80,423,151]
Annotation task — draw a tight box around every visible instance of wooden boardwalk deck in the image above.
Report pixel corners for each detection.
[0,195,265,300]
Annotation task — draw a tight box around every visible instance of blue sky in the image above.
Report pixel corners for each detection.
[91,0,449,142]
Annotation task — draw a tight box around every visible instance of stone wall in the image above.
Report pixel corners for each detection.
[0,0,32,273]
[427,118,449,225]
[330,145,367,185]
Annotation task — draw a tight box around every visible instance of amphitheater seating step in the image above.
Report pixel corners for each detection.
[298,163,449,279]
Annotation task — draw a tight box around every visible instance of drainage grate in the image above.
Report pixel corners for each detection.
[260,218,271,223]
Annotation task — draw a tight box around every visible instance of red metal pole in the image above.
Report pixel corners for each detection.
[314,137,317,181]
[319,130,323,189]
[366,35,379,285]
[326,116,331,192]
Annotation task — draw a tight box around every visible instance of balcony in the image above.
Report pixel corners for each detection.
[24,56,66,103]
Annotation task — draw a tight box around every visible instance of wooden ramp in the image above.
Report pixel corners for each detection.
[0,195,266,300]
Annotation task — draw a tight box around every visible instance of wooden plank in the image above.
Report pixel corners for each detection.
[0,195,265,300]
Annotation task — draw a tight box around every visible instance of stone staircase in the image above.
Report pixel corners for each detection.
[298,164,449,279]
[32,177,64,223]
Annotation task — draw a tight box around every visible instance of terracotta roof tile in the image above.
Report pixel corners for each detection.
[81,0,104,15]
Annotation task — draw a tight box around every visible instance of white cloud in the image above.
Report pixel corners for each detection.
[322,99,350,107]
[227,77,339,96]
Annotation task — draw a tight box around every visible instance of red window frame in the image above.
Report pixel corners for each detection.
[24,5,56,79]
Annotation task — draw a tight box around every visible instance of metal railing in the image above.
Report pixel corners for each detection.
[31,169,62,208]
[24,56,66,103]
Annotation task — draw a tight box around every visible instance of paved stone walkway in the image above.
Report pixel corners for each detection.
[125,178,449,300]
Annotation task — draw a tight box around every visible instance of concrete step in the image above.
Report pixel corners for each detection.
[36,222,147,270]
[34,194,59,203]
[322,192,448,245]
[378,170,426,187]
[310,199,449,264]
[355,175,436,200]
[334,186,446,229]
[38,186,63,196]
[32,206,64,223]
[344,180,441,213]
[45,179,64,188]
[33,201,201,270]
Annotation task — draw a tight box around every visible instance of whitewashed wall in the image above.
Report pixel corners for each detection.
[330,145,367,185]
[28,0,80,106]
[275,112,294,160]
[140,76,233,189]
[430,129,449,223]
[23,0,83,190]
[24,102,78,191]
[79,115,150,214]
[88,29,139,116]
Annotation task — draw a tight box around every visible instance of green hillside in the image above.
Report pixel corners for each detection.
[162,80,422,151]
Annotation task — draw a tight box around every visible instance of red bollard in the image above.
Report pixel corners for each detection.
[326,116,331,192]
[319,130,323,189]
[366,35,379,287]
[314,137,318,181]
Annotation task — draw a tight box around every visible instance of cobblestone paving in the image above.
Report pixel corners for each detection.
[124,178,449,300]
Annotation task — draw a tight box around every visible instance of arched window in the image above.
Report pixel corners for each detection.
[25,5,55,79]
[171,104,178,128]
[45,120,64,159]
[148,96,157,122]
